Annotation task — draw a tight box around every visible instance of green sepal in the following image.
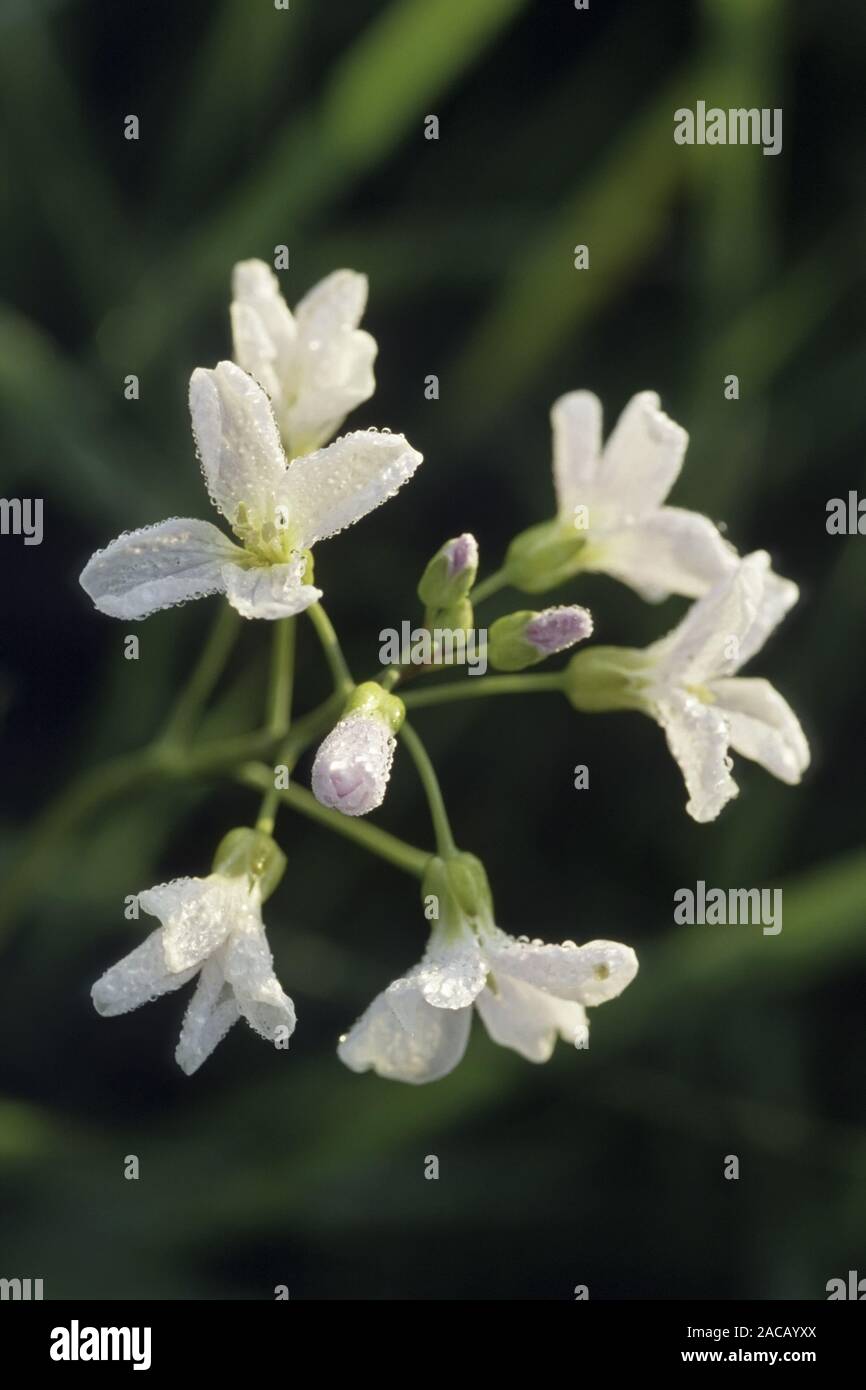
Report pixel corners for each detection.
[564,646,651,713]
[504,519,586,593]
[422,853,494,935]
[212,827,287,901]
[345,680,405,732]
[487,610,546,671]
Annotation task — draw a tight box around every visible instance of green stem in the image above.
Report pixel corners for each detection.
[238,764,431,878]
[258,617,297,833]
[402,671,564,709]
[398,720,456,857]
[472,567,508,604]
[267,616,296,738]
[307,601,353,694]
[159,603,241,745]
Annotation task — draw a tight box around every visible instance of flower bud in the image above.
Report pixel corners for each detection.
[504,519,586,593]
[211,827,287,901]
[311,682,405,817]
[563,646,651,713]
[488,604,593,671]
[417,533,479,608]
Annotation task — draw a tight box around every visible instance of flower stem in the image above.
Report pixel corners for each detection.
[257,617,297,833]
[472,567,508,604]
[307,601,353,695]
[398,720,457,857]
[238,763,431,878]
[267,616,296,738]
[158,602,241,745]
[402,671,564,709]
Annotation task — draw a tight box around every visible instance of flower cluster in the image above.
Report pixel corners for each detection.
[81,262,808,1080]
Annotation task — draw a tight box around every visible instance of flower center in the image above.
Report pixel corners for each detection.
[234,501,301,566]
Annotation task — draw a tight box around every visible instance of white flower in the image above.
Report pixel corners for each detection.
[311,712,396,817]
[338,922,638,1084]
[550,389,737,599]
[91,874,295,1074]
[231,260,377,458]
[79,360,422,620]
[641,550,810,822]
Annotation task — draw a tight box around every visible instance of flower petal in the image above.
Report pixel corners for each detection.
[222,557,322,620]
[230,259,298,409]
[411,924,488,1010]
[338,981,471,1084]
[586,507,738,602]
[221,923,297,1045]
[311,712,395,817]
[476,976,588,1062]
[289,271,377,451]
[481,928,638,1005]
[79,518,242,620]
[735,566,799,670]
[711,677,810,785]
[551,390,602,520]
[651,550,770,685]
[656,689,738,822]
[139,875,249,973]
[175,959,241,1076]
[596,391,688,518]
[280,430,422,550]
[91,929,198,1017]
[189,361,289,535]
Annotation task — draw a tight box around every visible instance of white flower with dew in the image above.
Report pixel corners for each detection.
[639,550,809,822]
[338,920,638,1084]
[79,360,422,621]
[231,260,377,458]
[512,389,740,601]
[91,873,295,1075]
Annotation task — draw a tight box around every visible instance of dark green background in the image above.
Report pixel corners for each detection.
[1,0,864,1300]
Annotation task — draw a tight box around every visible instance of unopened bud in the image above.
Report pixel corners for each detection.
[488,605,593,671]
[418,533,479,607]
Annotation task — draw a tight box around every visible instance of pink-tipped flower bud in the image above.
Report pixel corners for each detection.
[488,604,593,671]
